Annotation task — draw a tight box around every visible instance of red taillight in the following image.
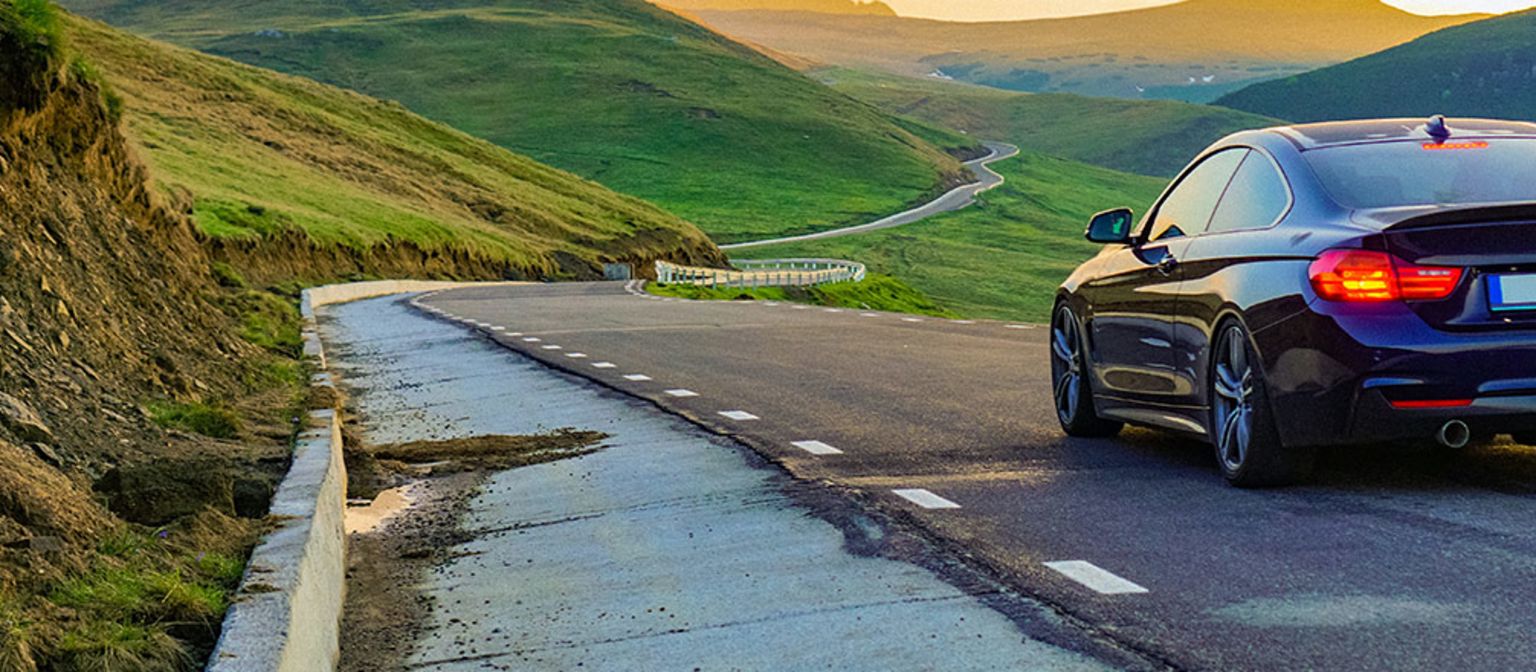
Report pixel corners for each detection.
[1389,399,1474,409]
[1308,249,1463,302]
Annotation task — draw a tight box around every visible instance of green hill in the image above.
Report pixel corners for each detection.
[731,151,1167,321]
[64,13,724,284]
[1217,10,1536,122]
[687,0,1485,102]
[818,67,1283,178]
[61,0,973,245]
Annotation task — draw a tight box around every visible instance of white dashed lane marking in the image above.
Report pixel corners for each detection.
[1043,561,1149,595]
[665,389,699,398]
[491,326,506,331]
[902,317,924,323]
[523,337,542,342]
[892,489,960,510]
[861,313,878,318]
[592,362,617,369]
[790,440,844,456]
[566,353,588,359]
[541,345,563,350]
[623,374,653,382]
[718,411,759,421]
[1007,324,1035,330]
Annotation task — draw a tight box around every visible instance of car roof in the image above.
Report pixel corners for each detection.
[1266,118,1536,150]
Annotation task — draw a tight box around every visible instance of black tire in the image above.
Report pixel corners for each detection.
[1209,319,1315,487]
[1050,303,1123,438]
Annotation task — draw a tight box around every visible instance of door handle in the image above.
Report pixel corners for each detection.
[1156,255,1179,275]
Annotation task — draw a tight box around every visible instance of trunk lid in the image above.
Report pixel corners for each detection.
[1358,205,1536,330]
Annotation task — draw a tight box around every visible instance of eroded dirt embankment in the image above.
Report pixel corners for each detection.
[0,13,296,668]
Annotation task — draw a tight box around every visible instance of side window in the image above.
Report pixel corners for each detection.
[1206,151,1291,234]
[1145,149,1247,243]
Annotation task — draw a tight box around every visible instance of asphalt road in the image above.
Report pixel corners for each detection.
[326,296,1113,671]
[721,141,1020,250]
[421,282,1536,671]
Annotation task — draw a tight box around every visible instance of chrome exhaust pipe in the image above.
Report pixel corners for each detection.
[1437,420,1471,450]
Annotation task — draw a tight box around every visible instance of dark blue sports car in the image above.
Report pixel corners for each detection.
[1053,116,1536,486]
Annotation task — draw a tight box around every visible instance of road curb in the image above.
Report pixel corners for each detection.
[207,280,519,671]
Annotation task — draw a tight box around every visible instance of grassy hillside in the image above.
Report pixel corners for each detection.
[1218,10,1536,122]
[690,0,1485,101]
[732,152,1167,321]
[818,67,1283,177]
[63,14,723,283]
[62,0,974,245]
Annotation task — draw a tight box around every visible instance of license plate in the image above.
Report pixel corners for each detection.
[1489,274,1536,312]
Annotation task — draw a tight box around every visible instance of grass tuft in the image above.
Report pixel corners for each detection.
[146,400,241,440]
[209,262,248,289]
[54,622,193,672]
[0,605,35,672]
[9,0,59,50]
[224,290,301,357]
[43,524,256,671]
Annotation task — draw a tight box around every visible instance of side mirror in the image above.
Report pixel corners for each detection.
[1085,208,1135,244]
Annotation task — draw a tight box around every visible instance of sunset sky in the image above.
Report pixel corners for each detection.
[878,0,1536,21]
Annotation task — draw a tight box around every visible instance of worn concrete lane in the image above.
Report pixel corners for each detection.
[323,295,1119,672]
[423,282,1536,672]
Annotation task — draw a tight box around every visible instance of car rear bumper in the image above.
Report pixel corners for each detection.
[1346,391,1536,444]
[1258,302,1536,448]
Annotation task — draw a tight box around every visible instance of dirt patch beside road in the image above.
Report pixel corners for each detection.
[338,430,606,672]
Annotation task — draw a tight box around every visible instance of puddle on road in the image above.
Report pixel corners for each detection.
[346,484,418,535]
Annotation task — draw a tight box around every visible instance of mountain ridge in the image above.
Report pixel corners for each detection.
[686,1,1487,100]
[1216,9,1536,122]
[656,0,893,15]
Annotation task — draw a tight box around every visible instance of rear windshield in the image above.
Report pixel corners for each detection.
[1304,138,1536,209]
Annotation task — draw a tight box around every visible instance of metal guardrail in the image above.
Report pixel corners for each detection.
[655,258,867,288]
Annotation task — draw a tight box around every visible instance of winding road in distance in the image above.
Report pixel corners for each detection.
[721,140,1020,250]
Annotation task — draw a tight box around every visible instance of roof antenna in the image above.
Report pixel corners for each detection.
[1427,114,1451,140]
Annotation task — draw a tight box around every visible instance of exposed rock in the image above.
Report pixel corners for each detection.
[94,458,277,525]
[0,393,51,442]
[28,442,61,467]
[21,536,62,554]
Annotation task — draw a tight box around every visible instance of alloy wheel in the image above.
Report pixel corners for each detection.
[1213,325,1256,473]
[1051,305,1084,425]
